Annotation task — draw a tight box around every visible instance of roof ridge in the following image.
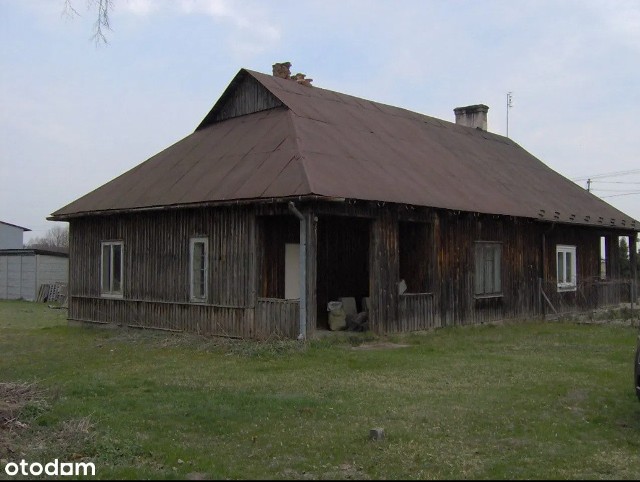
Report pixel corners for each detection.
[285,109,314,194]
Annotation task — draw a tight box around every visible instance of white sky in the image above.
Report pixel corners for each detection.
[1,0,639,242]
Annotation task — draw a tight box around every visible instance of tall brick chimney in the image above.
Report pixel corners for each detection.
[272,62,292,79]
[453,104,489,131]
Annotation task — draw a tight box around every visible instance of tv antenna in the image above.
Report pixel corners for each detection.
[506,91,513,138]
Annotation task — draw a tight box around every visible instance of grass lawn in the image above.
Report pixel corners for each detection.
[1,300,640,479]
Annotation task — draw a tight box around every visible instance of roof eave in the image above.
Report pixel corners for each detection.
[47,194,347,221]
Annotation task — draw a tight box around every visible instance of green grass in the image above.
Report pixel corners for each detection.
[1,300,640,479]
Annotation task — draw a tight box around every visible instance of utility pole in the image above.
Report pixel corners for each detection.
[506,91,513,138]
[587,178,591,192]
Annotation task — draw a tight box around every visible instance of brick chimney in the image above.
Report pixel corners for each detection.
[453,104,489,131]
[272,62,291,79]
[291,72,313,87]
[272,62,313,87]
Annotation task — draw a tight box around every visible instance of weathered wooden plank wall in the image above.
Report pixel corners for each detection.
[72,297,253,336]
[369,207,399,334]
[210,74,283,124]
[69,206,256,337]
[398,293,436,331]
[431,211,541,326]
[399,221,431,293]
[255,298,299,339]
[258,215,299,298]
[67,198,635,338]
[540,225,602,314]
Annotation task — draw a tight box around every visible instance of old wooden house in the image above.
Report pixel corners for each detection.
[50,64,639,339]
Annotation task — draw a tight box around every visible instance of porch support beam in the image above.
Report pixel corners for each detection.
[288,202,307,339]
[369,207,399,334]
[630,234,637,303]
[304,210,317,336]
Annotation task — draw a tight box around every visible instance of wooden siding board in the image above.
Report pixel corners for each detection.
[210,75,283,124]
[398,293,435,331]
[70,297,252,337]
[255,298,299,339]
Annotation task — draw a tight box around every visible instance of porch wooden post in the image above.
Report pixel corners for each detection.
[431,211,442,327]
[369,207,399,334]
[304,211,317,337]
[630,234,637,303]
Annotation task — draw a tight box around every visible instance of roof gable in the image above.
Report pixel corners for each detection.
[196,70,284,130]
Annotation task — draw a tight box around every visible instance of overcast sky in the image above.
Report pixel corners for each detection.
[1,0,639,243]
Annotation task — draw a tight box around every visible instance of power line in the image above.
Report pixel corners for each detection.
[590,188,639,193]
[573,168,640,182]
[589,180,640,185]
[600,191,640,198]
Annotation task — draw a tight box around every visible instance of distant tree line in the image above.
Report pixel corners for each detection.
[26,226,69,252]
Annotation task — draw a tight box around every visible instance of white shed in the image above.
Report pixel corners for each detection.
[0,221,31,249]
[0,249,68,301]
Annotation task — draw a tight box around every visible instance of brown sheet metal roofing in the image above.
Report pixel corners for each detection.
[51,68,638,231]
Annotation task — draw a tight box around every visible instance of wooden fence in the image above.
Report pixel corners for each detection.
[539,278,636,317]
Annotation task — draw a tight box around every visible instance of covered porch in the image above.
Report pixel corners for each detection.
[253,202,437,339]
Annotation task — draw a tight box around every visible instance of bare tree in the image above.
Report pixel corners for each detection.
[63,0,114,45]
[26,226,69,251]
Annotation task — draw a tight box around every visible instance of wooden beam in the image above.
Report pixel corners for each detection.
[369,207,399,334]
[304,210,318,336]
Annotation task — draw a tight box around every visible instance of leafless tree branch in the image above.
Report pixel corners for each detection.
[90,0,113,45]
[62,0,114,45]
[62,0,81,19]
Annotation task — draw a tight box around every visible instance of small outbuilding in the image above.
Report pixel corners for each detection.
[0,220,69,301]
[0,221,31,250]
[0,248,69,301]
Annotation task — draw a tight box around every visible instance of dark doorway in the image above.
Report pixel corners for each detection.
[316,216,370,329]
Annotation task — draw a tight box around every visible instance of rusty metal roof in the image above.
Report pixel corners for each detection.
[51,69,639,231]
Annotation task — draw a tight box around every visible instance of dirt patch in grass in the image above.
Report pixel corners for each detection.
[1,381,96,462]
[0,382,48,458]
[0,382,46,429]
[350,342,410,351]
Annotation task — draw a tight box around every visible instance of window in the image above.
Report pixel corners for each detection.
[557,245,577,291]
[474,242,502,297]
[101,241,123,297]
[190,237,208,302]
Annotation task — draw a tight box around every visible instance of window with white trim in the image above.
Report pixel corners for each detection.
[101,241,124,297]
[474,242,502,297]
[556,245,577,291]
[190,237,208,302]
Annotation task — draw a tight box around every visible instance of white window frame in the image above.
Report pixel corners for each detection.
[474,241,503,298]
[190,237,209,303]
[556,244,577,292]
[101,241,124,298]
